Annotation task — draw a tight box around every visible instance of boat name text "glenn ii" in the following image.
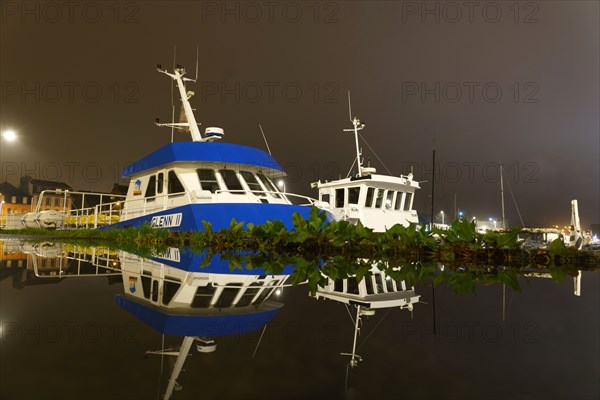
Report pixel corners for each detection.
[151,213,183,228]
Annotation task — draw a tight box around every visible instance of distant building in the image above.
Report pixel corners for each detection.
[20,176,73,212]
[0,181,31,215]
[111,183,128,196]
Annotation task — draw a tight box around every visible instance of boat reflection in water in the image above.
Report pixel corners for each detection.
[13,242,290,400]
[311,262,421,367]
[1,240,593,399]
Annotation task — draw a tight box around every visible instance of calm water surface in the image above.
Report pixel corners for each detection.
[0,240,598,400]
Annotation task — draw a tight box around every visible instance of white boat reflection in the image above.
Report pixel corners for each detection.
[311,264,421,367]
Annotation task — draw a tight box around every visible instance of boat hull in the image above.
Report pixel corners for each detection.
[100,203,331,231]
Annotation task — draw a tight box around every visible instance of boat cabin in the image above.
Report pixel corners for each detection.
[313,265,420,310]
[119,141,291,223]
[316,168,420,231]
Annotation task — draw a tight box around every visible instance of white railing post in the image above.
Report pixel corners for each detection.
[94,205,99,229]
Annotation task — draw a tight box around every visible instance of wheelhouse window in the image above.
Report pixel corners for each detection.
[385,277,395,292]
[168,171,185,194]
[346,277,359,294]
[145,175,156,199]
[256,173,281,198]
[385,191,394,209]
[335,189,345,208]
[395,280,407,291]
[141,272,152,299]
[235,282,263,307]
[240,171,265,196]
[191,285,216,308]
[374,274,384,292]
[364,276,374,294]
[321,193,330,204]
[219,170,244,194]
[162,279,180,305]
[374,189,384,208]
[348,187,360,205]
[157,172,164,194]
[151,280,159,302]
[395,192,404,210]
[365,187,374,207]
[215,284,243,308]
[334,279,344,292]
[404,192,413,211]
[197,169,220,193]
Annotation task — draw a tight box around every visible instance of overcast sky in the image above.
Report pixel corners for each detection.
[1,1,598,228]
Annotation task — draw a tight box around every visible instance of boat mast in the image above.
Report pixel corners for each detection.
[163,336,195,399]
[156,64,204,142]
[343,91,365,177]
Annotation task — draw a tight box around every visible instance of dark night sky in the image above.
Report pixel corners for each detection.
[1,1,598,228]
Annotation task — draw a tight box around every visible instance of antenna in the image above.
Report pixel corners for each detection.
[171,46,176,142]
[258,124,272,155]
[195,46,199,82]
[343,90,365,177]
[347,90,352,121]
[155,48,221,143]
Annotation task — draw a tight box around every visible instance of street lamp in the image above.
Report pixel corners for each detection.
[1,130,16,142]
[458,211,464,220]
[440,210,444,225]
[1,130,17,182]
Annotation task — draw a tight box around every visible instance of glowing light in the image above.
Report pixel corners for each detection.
[2,130,16,142]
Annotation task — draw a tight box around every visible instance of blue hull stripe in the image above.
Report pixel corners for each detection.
[149,249,296,275]
[103,203,332,232]
[115,295,282,336]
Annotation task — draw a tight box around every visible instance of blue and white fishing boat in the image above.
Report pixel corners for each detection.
[107,64,330,231]
[18,63,329,231]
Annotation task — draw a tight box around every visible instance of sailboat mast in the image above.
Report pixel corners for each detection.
[430,148,436,230]
[500,163,506,229]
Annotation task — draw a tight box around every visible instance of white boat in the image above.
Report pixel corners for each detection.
[312,97,420,231]
[20,62,330,231]
[310,98,422,366]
